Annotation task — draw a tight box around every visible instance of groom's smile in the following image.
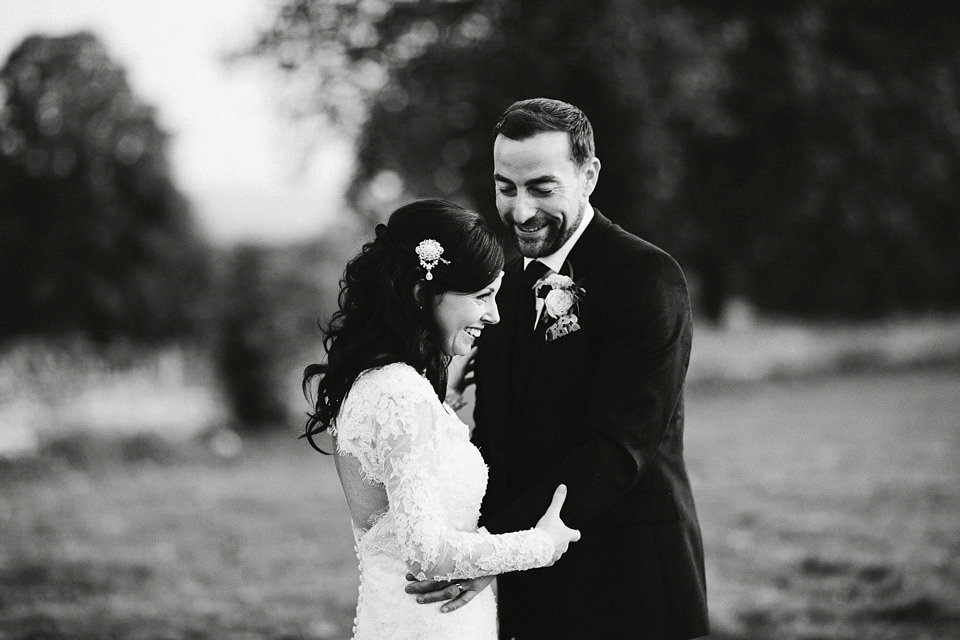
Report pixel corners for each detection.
[513,213,558,244]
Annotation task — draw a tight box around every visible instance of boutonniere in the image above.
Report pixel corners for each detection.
[533,272,586,342]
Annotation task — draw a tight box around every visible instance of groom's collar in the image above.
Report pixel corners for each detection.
[523,205,595,274]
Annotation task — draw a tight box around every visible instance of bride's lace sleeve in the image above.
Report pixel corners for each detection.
[365,369,555,581]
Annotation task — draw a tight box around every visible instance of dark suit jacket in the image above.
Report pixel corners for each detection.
[472,211,709,640]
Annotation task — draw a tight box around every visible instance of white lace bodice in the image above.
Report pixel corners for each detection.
[330,362,554,639]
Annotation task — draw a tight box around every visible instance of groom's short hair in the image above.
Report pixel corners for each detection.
[494,98,595,167]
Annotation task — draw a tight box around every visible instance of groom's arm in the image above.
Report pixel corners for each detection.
[482,248,692,533]
[404,574,496,612]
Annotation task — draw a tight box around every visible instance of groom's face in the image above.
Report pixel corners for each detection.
[493,131,599,259]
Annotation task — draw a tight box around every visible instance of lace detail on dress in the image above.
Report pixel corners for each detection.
[331,362,555,639]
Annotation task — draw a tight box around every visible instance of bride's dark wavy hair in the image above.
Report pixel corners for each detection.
[302,199,504,452]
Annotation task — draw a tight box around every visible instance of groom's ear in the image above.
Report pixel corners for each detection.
[581,156,601,197]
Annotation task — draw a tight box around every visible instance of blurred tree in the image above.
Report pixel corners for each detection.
[241,0,733,228]
[244,0,960,319]
[0,32,209,341]
[678,2,960,318]
[216,230,359,431]
[217,245,289,429]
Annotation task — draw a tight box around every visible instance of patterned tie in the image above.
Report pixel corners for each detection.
[519,260,550,334]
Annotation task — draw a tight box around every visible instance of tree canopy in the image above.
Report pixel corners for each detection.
[0,32,208,341]
[246,0,960,319]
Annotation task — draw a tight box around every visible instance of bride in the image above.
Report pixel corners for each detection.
[302,199,580,639]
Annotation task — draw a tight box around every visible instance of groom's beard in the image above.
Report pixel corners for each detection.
[510,203,584,259]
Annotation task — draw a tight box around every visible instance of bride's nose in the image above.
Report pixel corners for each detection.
[482,298,500,325]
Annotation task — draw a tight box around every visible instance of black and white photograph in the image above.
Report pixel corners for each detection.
[2,2,959,639]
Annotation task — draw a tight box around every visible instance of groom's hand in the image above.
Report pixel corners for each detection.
[404,574,495,613]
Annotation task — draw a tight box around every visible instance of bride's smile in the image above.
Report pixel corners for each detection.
[433,273,503,357]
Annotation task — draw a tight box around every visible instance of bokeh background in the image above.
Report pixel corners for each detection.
[2,1,959,639]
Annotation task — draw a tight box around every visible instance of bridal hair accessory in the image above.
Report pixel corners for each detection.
[416,239,449,280]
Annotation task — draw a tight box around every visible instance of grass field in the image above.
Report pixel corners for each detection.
[1,365,959,639]
[688,367,960,640]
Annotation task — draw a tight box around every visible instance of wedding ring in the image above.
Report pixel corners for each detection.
[454,583,465,594]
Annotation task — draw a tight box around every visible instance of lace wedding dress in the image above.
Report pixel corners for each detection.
[330,362,555,640]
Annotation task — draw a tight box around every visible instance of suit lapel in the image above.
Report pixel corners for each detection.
[565,208,610,276]
[512,210,613,400]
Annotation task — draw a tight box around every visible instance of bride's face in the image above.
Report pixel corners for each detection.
[432,273,503,356]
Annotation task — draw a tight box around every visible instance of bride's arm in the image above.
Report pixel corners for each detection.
[379,396,560,580]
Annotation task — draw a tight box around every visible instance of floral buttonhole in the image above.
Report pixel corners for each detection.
[533,273,586,342]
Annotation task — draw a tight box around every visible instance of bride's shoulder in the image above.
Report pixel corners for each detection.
[355,361,429,391]
[338,362,437,441]
[347,362,434,409]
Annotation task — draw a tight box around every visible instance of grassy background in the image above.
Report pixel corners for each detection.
[689,367,960,639]
[1,321,959,639]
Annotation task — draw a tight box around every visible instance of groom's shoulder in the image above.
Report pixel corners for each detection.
[597,215,684,282]
[593,222,690,319]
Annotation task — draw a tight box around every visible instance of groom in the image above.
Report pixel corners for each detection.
[413,98,709,639]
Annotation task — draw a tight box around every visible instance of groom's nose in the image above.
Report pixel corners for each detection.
[512,190,537,225]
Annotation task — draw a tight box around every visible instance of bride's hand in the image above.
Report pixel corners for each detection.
[447,347,477,396]
[535,485,580,565]
[445,348,477,411]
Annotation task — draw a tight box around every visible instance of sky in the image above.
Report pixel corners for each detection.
[0,0,354,246]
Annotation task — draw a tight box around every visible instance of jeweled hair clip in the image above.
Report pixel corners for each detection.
[415,239,450,280]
